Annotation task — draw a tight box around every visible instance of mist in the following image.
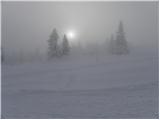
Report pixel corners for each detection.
[2,1,159,118]
[2,1,158,63]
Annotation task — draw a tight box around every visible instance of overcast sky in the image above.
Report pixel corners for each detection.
[2,1,158,54]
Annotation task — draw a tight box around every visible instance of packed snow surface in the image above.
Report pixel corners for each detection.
[2,54,158,118]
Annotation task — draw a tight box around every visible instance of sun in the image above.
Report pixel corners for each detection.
[67,31,76,39]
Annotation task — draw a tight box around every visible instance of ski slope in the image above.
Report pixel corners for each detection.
[2,54,159,118]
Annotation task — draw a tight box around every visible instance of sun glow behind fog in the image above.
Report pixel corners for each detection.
[67,31,75,39]
[66,30,77,43]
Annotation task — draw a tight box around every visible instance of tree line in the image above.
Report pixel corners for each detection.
[107,21,129,55]
[1,21,129,63]
[47,29,70,59]
[48,21,129,59]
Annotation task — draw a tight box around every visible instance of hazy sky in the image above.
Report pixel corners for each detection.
[2,1,158,54]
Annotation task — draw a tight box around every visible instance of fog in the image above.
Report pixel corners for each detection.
[2,1,158,62]
[2,2,159,118]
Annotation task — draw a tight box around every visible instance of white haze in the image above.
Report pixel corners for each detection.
[2,2,159,118]
[2,1,158,62]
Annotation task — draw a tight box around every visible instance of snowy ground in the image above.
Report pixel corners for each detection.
[2,54,159,118]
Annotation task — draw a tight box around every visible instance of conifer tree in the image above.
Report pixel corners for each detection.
[115,21,129,54]
[62,34,70,55]
[48,28,59,59]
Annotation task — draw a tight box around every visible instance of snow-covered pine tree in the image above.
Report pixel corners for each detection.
[115,21,129,55]
[47,28,59,59]
[62,34,70,55]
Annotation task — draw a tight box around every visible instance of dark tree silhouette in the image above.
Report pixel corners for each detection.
[47,28,60,59]
[62,34,70,55]
[114,21,129,55]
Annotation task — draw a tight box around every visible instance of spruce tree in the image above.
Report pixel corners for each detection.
[62,34,70,55]
[115,21,129,55]
[47,28,59,59]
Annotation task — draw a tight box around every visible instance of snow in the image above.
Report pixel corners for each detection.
[2,53,158,118]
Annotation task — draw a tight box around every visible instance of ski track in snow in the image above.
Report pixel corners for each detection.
[2,55,159,118]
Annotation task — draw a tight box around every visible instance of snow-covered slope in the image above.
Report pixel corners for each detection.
[2,54,158,118]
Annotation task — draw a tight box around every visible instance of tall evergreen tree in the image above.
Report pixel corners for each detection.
[115,21,129,55]
[47,28,59,59]
[62,34,70,55]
